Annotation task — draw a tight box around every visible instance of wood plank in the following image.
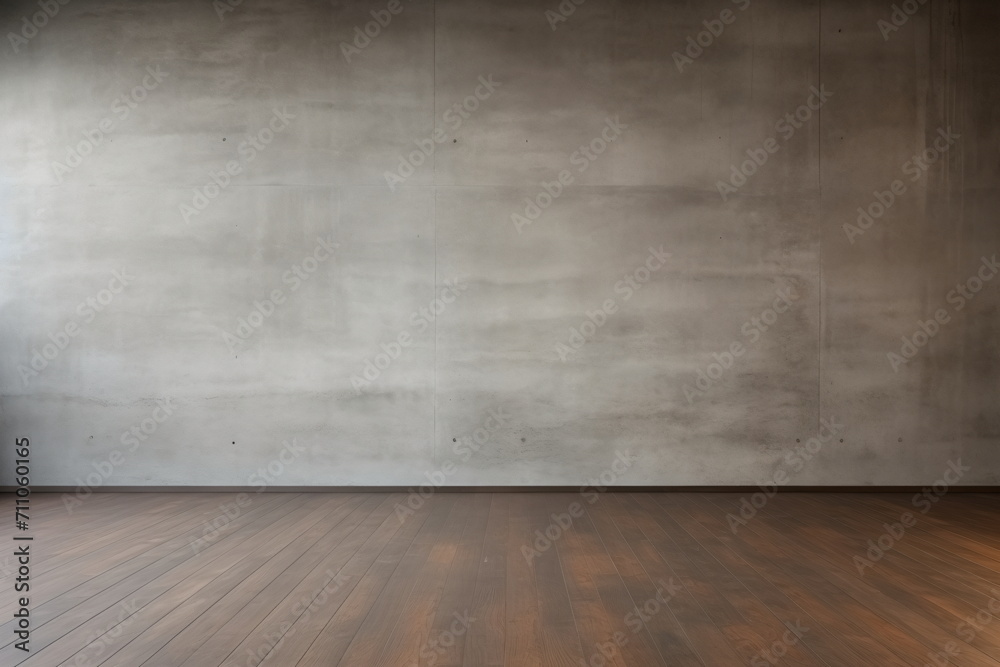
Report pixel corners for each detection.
[698,493,999,666]
[140,494,370,666]
[199,494,395,667]
[374,494,474,666]
[461,493,508,667]
[424,493,492,667]
[526,493,587,667]
[6,494,308,667]
[2,492,997,667]
[253,493,435,666]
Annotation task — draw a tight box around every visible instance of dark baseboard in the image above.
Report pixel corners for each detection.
[2,485,998,493]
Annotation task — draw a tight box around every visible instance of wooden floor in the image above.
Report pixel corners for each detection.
[2,492,999,666]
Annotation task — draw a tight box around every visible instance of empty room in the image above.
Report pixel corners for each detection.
[2,0,999,665]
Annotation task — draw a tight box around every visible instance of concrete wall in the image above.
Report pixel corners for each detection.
[1,0,997,488]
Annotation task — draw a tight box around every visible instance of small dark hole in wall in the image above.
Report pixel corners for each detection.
[452,438,457,442]
[840,439,844,443]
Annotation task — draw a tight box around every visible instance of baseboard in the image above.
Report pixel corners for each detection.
[2,485,998,493]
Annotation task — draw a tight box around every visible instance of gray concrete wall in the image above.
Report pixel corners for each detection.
[1,0,997,488]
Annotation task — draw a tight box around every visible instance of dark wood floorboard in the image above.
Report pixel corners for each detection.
[4,492,999,666]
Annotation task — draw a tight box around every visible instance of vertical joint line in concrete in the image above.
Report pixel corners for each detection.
[432,189,438,466]
[817,0,822,198]
[817,0,823,433]
[432,0,437,187]
[432,0,438,466]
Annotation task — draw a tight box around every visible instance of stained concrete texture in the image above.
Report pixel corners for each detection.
[0,0,997,487]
